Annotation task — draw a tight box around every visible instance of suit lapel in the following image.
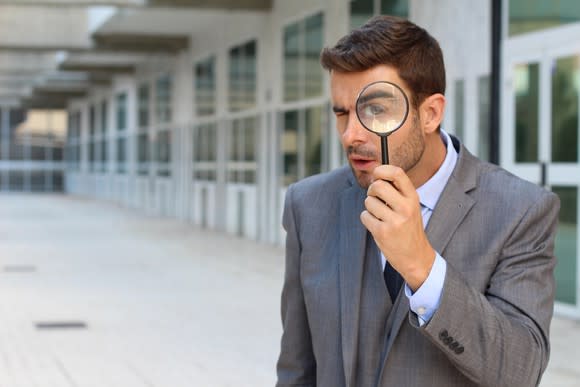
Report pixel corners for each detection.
[338,179,367,387]
[382,144,477,359]
[426,144,477,255]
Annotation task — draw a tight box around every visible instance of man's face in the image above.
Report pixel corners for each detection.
[330,65,425,189]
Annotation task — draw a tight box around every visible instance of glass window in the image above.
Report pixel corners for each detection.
[100,139,108,173]
[350,0,373,30]
[509,0,580,36]
[30,143,46,161]
[7,109,66,166]
[305,13,323,99]
[51,146,63,162]
[100,100,108,135]
[116,92,127,131]
[138,83,150,128]
[478,75,490,161]
[66,143,79,171]
[454,79,465,142]
[552,55,579,162]
[156,74,172,124]
[67,112,79,142]
[8,171,24,191]
[244,119,255,162]
[553,186,577,305]
[66,111,81,171]
[194,123,217,181]
[282,106,326,186]
[137,133,149,176]
[89,105,97,136]
[305,106,323,177]
[75,144,81,168]
[9,108,26,161]
[229,41,257,112]
[52,171,64,191]
[283,13,324,102]
[116,137,126,174]
[30,171,45,192]
[89,141,96,172]
[284,23,300,102]
[514,63,539,162]
[195,56,216,116]
[283,111,299,185]
[229,119,241,164]
[380,0,409,17]
[227,116,257,183]
[156,129,171,177]
[351,0,408,29]
[0,109,4,160]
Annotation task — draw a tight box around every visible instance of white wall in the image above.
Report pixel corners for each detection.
[413,0,491,155]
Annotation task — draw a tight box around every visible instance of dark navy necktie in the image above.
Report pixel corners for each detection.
[383,259,403,303]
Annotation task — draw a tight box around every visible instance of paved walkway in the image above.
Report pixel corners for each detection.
[0,194,578,386]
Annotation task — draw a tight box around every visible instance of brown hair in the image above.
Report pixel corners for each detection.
[320,15,445,109]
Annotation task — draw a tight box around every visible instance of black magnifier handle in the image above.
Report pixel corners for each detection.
[381,135,389,165]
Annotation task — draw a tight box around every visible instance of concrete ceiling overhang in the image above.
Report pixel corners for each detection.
[146,0,271,10]
[0,0,271,109]
[21,95,72,109]
[0,5,92,51]
[0,0,144,5]
[0,0,271,10]
[57,51,160,77]
[19,74,90,108]
[92,32,189,52]
[58,62,136,74]
[32,88,87,99]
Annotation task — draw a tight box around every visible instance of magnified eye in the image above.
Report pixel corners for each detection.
[363,103,387,117]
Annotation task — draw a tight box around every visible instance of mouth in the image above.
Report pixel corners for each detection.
[349,156,377,171]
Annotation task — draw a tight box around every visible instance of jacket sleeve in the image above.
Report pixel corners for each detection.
[276,185,317,387]
[415,190,559,387]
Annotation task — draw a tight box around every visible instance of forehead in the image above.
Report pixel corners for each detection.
[330,65,409,107]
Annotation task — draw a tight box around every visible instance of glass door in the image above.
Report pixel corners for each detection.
[503,26,580,317]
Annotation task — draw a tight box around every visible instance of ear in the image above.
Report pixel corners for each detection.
[419,93,446,134]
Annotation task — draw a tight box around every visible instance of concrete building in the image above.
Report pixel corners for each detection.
[0,0,579,318]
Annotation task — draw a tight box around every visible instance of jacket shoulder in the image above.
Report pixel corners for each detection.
[287,165,354,203]
[456,145,557,207]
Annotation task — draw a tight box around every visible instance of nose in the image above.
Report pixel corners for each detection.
[342,113,370,146]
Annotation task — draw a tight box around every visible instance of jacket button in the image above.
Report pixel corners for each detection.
[455,346,464,354]
[444,336,453,345]
[449,341,459,350]
[438,330,448,340]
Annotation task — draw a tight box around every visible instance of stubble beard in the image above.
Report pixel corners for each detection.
[348,115,424,189]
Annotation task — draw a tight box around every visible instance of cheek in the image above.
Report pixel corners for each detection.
[335,117,348,137]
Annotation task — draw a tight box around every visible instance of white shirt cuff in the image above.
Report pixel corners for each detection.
[404,252,447,326]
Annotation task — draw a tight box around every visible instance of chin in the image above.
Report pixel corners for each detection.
[353,170,372,189]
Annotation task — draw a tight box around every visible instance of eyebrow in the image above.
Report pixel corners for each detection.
[332,106,348,114]
[356,90,395,106]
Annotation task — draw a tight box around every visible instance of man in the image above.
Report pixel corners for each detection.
[276,15,560,387]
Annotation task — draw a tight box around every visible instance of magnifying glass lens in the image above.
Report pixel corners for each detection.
[355,81,410,164]
[356,82,408,135]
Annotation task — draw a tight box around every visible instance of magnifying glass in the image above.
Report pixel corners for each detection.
[355,81,410,164]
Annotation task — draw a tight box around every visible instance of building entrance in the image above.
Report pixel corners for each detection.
[502,23,580,317]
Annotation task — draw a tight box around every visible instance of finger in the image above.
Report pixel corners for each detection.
[372,165,417,199]
[364,195,394,221]
[360,210,381,233]
[367,179,406,212]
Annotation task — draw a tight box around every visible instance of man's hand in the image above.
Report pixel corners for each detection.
[360,165,436,292]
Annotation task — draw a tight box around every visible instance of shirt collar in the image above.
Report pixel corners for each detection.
[416,129,458,211]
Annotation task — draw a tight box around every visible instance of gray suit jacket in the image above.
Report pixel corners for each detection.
[276,139,560,387]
